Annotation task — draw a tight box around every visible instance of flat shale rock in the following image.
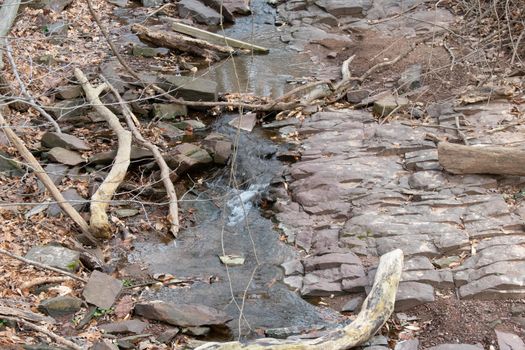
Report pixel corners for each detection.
[201,133,232,165]
[47,188,87,216]
[165,143,213,174]
[496,330,525,350]
[134,301,232,327]
[395,281,434,311]
[160,75,218,102]
[394,339,419,350]
[91,340,119,350]
[177,0,222,25]
[315,0,372,17]
[82,271,123,309]
[47,147,84,166]
[426,345,483,350]
[341,296,364,312]
[25,245,80,271]
[41,132,90,151]
[302,252,361,272]
[38,296,82,317]
[99,320,148,334]
[46,98,89,119]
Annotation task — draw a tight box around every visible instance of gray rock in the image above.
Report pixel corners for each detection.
[55,85,82,100]
[315,0,372,17]
[132,46,170,57]
[89,146,153,165]
[0,151,22,176]
[160,75,218,102]
[341,296,364,312]
[426,345,482,350]
[201,0,235,22]
[341,276,369,292]
[301,276,342,296]
[302,252,361,272]
[394,339,419,350]
[91,340,119,350]
[184,326,210,336]
[157,327,180,343]
[38,296,82,317]
[47,147,84,166]
[173,119,206,130]
[228,113,257,132]
[134,301,232,327]
[281,259,304,276]
[38,164,68,191]
[99,320,148,334]
[398,64,422,93]
[101,61,127,94]
[47,188,87,216]
[202,133,232,165]
[152,104,188,119]
[177,0,222,25]
[404,256,434,271]
[46,99,89,120]
[401,270,454,288]
[108,0,128,6]
[283,276,303,290]
[346,89,371,104]
[223,0,250,14]
[41,132,90,151]
[373,94,409,117]
[164,143,213,174]
[395,282,434,311]
[496,330,525,350]
[141,0,163,6]
[82,271,122,309]
[28,0,72,12]
[433,256,460,269]
[25,245,80,271]
[156,122,185,141]
[44,21,68,44]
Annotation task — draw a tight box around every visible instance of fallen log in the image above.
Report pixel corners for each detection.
[438,142,525,176]
[131,24,234,61]
[165,19,269,54]
[75,68,132,239]
[195,249,403,350]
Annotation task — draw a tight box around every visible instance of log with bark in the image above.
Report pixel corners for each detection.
[131,24,234,61]
[75,68,132,239]
[195,249,404,350]
[438,142,525,176]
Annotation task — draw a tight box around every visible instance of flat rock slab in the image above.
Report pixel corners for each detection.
[47,188,87,217]
[47,147,84,166]
[315,0,372,17]
[38,163,68,191]
[394,339,419,350]
[228,113,257,132]
[496,330,525,350]
[201,133,232,165]
[134,301,232,327]
[41,132,90,151]
[165,143,213,174]
[177,0,222,25]
[395,281,435,311]
[99,320,148,334]
[160,75,217,102]
[302,252,362,272]
[83,271,122,309]
[38,295,82,317]
[91,340,119,350]
[25,245,80,271]
[89,146,153,165]
[426,345,483,350]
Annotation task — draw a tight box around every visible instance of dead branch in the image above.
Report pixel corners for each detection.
[438,142,525,176]
[196,249,404,350]
[3,39,62,133]
[0,0,21,95]
[0,111,97,245]
[131,24,234,61]
[0,305,56,324]
[0,248,86,282]
[74,68,132,239]
[20,276,71,290]
[2,316,83,350]
[102,76,180,237]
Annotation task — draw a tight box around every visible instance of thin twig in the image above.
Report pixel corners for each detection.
[20,276,71,290]
[0,248,86,282]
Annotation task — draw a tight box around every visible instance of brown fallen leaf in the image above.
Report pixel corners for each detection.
[114,295,134,319]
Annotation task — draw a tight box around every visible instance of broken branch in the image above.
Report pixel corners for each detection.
[74,68,132,239]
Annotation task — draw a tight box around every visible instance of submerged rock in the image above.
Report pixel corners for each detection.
[25,245,80,271]
[134,301,232,328]
[38,296,82,317]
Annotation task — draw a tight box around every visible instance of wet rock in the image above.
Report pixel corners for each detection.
[157,327,180,343]
[394,339,419,350]
[302,252,361,272]
[173,119,206,130]
[99,320,148,334]
[395,282,435,311]
[228,113,257,132]
[47,188,87,216]
[398,64,422,93]
[165,143,213,174]
[28,0,72,12]
[142,0,162,6]
[160,75,217,102]
[373,94,409,117]
[202,133,232,165]
[46,99,89,120]
[291,25,351,51]
[341,296,364,312]
[157,122,185,141]
[91,340,119,350]
[41,132,90,151]
[47,147,84,166]
[82,271,123,309]
[55,85,82,100]
[25,245,80,271]
[496,330,525,350]
[44,21,68,44]
[346,89,371,104]
[132,46,170,57]
[315,0,372,17]
[134,301,232,328]
[0,151,23,176]
[38,296,82,317]
[281,259,304,276]
[426,345,482,350]
[177,0,222,25]
[152,104,188,119]
[89,146,153,165]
